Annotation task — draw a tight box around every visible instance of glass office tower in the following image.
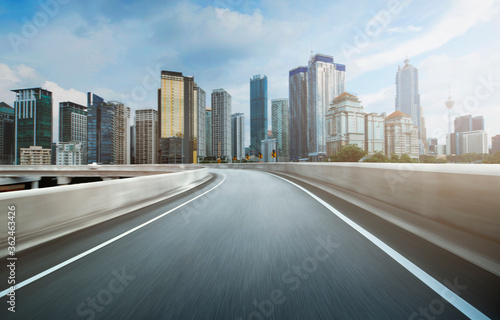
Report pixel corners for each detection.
[250,74,268,155]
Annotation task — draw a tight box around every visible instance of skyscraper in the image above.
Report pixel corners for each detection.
[395,58,422,152]
[110,102,131,164]
[491,135,500,154]
[212,89,231,160]
[289,66,309,161]
[135,109,158,164]
[87,92,115,164]
[195,84,206,160]
[271,99,290,162]
[205,108,212,157]
[308,53,346,160]
[158,71,196,164]
[365,113,385,156]
[250,74,267,155]
[59,101,87,163]
[12,88,53,165]
[0,102,15,164]
[231,113,244,160]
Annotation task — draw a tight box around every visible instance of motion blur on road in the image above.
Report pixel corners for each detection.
[1,169,499,319]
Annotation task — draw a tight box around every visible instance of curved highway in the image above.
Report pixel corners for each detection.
[1,169,498,319]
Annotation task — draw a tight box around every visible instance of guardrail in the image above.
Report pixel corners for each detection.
[0,168,210,256]
[213,163,500,243]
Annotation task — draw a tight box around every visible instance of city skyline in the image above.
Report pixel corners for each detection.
[0,0,499,148]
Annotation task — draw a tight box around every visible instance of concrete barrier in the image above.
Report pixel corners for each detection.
[213,163,500,243]
[0,168,210,256]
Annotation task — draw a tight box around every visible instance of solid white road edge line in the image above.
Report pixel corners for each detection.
[269,173,489,320]
[0,174,227,298]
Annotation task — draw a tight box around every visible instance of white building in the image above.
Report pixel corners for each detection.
[271,99,290,162]
[20,146,51,165]
[462,130,488,154]
[384,110,419,159]
[326,93,365,157]
[307,53,346,160]
[56,142,84,165]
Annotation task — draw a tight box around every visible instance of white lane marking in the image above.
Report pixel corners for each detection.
[269,173,489,320]
[0,174,226,298]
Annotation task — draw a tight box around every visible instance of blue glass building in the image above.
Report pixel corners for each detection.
[87,92,115,164]
[250,74,268,155]
[289,67,309,161]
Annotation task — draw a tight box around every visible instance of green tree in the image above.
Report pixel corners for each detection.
[364,151,390,162]
[330,144,367,162]
[483,151,500,164]
[436,158,449,163]
[390,153,400,163]
[399,153,416,163]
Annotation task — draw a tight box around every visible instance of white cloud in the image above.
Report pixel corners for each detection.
[359,86,394,113]
[355,0,500,72]
[387,25,423,33]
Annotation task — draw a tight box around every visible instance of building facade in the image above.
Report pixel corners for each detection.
[158,71,196,164]
[462,130,488,155]
[289,67,309,161]
[212,89,232,160]
[195,84,206,160]
[59,101,87,164]
[0,102,15,164]
[308,54,346,160]
[205,108,212,158]
[384,110,419,159]
[492,135,500,154]
[365,113,385,155]
[231,113,245,160]
[135,109,158,164]
[56,142,84,165]
[271,99,290,162]
[326,93,365,157]
[110,102,131,164]
[12,88,53,165]
[250,74,268,155]
[87,92,116,164]
[20,146,51,165]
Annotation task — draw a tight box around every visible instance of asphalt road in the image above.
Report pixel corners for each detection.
[1,169,499,319]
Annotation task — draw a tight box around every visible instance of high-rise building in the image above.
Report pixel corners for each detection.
[308,53,346,161]
[365,113,385,156]
[0,102,15,164]
[56,142,84,165]
[325,93,365,157]
[250,74,268,155]
[20,146,51,165]
[420,107,428,154]
[109,102,131,164]
[271,99,290,162]
[211,89,231,160]
[59,101,87,164]
[12,88,53,165]
[289,67,309,161]
[472,116,485,131]
[428,138,438,154]
[158,71,196,164]
[231,113,244,160]
[135,109,158,164]
[87,92,115,164]
[384,110,419,159]
[456,114,485,132]
[395,58,422,153]
[195,84,206,160]
[205,108,212,158]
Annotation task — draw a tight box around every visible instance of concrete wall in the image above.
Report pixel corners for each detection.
[214,163,500,242]
[0,168,210,256]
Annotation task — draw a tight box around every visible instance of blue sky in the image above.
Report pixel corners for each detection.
[1,0,499,146]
